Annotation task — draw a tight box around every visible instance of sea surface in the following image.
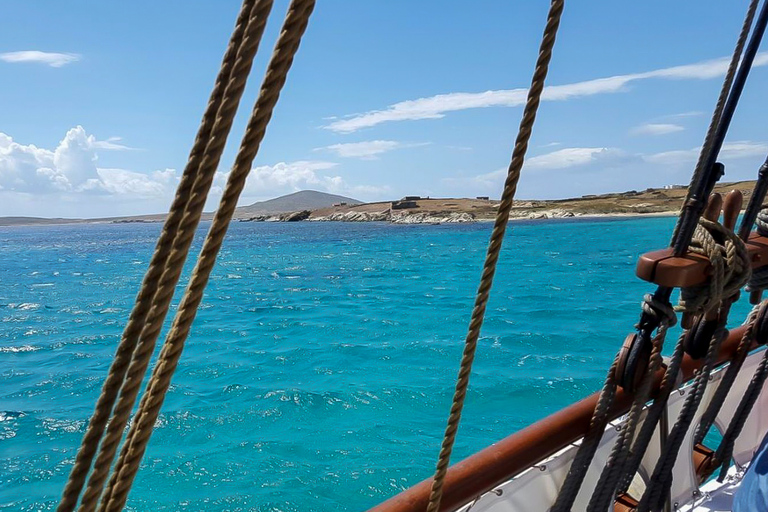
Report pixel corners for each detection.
[0,218,753,511]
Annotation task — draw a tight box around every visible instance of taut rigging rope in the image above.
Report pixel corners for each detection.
[425,1,564,511]
[57,0,316,510]
[58,1,273,510]
[97,2,316,510]
[552,0,765,508]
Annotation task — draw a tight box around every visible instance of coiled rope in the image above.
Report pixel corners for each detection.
[677,218,751,314]
[636,214,750,512]
[425,2,565,511]
[747,208,768,293]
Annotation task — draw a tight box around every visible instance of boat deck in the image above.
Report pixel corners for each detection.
[680,465,745,512]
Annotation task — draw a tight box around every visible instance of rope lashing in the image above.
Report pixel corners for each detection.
[555,211,751,511]
[551,295,676,512]
[425,2,565,511]
[637,320,727,512]
[676,217,751,315]
[636,215,750,512]
[585,306,670,512]
[97,2,315,511]
[58,1,273,511]
[670,0,764,254]
[617,335,687,495]
[620,0,761,393]
[747,207,768,298]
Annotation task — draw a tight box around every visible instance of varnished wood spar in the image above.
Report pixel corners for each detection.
[637,233,768,288]
[369,325,756,512]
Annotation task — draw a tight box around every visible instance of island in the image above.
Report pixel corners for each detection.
[0,181,757,227]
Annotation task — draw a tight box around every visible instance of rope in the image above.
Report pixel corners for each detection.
[555,212,750,510]
[96,2,315,511]
[586,316,669,512]
[551,0,759,505]
[73,3,276,511]
[670,0,759,247]
[637,318,728,512]
[425,2,565,511]
[713,345,768,480]
[617,334,687,495]
[693,305,759,447]
[677,218,750,314]
[551,296,676,512]
[57,1,271,511]
[637,216,750,512]
[747,207,768,294]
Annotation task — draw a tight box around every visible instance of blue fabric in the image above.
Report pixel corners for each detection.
[734,431,768,511]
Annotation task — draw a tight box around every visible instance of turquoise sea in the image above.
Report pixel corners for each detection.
[0,218,753,511]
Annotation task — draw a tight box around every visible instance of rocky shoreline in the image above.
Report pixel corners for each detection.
[239,209,479,224]
[237,208,584,224]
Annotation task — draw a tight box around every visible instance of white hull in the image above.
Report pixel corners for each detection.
[458,348,768,512]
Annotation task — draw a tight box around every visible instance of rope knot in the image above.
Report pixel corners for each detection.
[747,206,768,295]
[677,216,751,315]
[641,293,677,328]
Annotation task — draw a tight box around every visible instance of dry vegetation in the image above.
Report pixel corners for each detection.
[309,181,758,221]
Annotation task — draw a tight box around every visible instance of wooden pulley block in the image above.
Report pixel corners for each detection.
[636,190,768,288]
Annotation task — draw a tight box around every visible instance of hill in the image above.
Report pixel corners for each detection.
[0,190,363,226]
[0,182,760,226]
[236,190,361,216]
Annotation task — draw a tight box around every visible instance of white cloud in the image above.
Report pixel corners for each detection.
[630,123,685,136]
[0,51,81,68]
[0,128,183,217]
[646,141,768,166]
[0,127,392,217]
[320,140,401,159]
[326,53,768,133]
[525,147,631,170]
[0,126,139,195]
[661,111,703,120]
[317,140,428,160]
[442,141,768,199]
[215,160,390,201]
[92,137,135,151]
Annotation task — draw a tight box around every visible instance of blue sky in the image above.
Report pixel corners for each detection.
[2,1,768,217]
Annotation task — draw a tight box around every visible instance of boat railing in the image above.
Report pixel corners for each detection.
[370,325,766,512]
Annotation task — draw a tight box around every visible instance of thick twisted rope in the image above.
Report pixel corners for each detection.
[586,309,670,512]
[713,343,768,480]
[670,0,758,246]
[677,218,750,314]
[424,2,564,511]
[75,4,276,510]
[637,218,750,512]
[96,2,315,511]
[747,208,768,293]
[57,2,269,511]
[637,318,728,512]
[551,296,676,512]
[694,305,759,447]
